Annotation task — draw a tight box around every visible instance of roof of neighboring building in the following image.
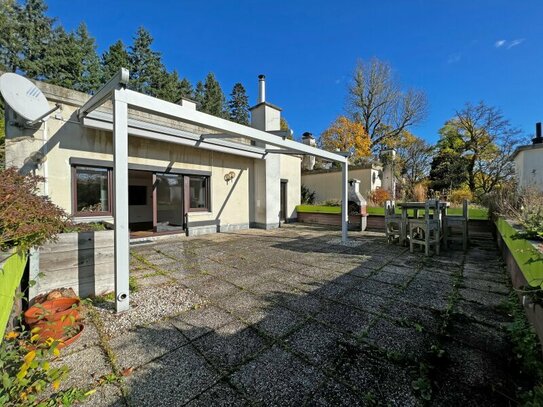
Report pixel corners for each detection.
[512,143,543,160]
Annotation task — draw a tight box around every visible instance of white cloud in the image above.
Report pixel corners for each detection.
[507,38,525,49]
[494,38,525,49]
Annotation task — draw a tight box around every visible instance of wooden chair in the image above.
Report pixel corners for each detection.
[384,200,407,245]
[443,200,469,251]
[409,200,440,256]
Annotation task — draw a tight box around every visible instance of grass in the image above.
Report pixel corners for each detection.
[297,204,488,220]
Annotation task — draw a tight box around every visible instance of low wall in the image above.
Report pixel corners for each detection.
[495,217,543,349]
[300,214,491,234]
[297,212,366,231]
[29,230,115,300]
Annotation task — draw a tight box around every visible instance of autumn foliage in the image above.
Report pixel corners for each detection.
[0,168,67,252]
[320,116,371,161]
[368,188,391,206]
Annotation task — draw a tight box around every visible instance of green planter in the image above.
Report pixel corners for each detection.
[0,251,28,341]
[495,217,543,288]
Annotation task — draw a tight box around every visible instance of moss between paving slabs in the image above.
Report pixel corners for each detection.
[496,217,543,288]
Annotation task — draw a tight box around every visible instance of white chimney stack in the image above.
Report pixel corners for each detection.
[258,74,266,103]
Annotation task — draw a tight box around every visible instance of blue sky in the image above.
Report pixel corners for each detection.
[46,0,542,143]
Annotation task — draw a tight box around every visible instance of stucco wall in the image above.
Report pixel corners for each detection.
[280,154,302,219]
[5,78,301,233]
[514,145,543,191]
[301,167,381,203]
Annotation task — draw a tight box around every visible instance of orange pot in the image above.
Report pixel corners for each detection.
[24,298,81,326]
[30,322,84,349]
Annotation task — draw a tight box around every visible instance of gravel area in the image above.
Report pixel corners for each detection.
[93,284,204,338]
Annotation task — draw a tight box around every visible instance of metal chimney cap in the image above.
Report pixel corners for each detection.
[258,74,265,80]
[302,132,314,139]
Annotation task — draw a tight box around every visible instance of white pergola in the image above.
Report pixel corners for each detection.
[78,69,349,312]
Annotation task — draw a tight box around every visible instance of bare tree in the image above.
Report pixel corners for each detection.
[347,58,427,151]
[452,101,522,198]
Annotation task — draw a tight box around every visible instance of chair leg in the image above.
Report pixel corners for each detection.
[443,224,448,250]
[436,228,440,255]
[424,230,430,256]
[462,223,468,252]
[409,227,414,253]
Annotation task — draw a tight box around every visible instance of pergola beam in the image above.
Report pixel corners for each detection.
[78,69,129,119]
[117,89,347,164]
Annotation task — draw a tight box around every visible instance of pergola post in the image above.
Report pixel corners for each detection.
[341,161,349,242]
[113,89,130,312]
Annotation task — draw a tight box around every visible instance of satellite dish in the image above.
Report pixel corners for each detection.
[0,73,58,126]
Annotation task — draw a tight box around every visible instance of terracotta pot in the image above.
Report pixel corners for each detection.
[31,322,84,349]
[24,298,81,326]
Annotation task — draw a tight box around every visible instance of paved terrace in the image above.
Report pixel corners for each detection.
[59,224,514,406]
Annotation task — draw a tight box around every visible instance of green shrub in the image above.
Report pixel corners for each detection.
[0,168,68,252]
[320,199,341,207]
[301,184,316,205]
[0,328,87,406]
[486,185,543,241]
[448,187,473,205]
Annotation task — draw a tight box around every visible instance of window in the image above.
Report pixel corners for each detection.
[73,166,111,216]
[188,176,209,211]
[129,185,147,206]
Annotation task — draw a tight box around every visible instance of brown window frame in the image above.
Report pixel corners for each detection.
[185,175,211,212]
[71,165,113,217]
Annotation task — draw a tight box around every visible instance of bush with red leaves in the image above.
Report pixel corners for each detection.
[0,168,67,252]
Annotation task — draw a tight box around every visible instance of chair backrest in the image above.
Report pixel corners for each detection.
[463,199,469,220]
[385,200,396,216]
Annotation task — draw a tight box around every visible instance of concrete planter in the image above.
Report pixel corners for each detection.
[29,230,115,301]
[495,217,543,348]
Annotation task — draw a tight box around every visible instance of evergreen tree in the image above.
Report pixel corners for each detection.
[16,0,55,79]
[154,69,184,103]
[129,27,162,96]
[193,80,205,108]
[102,39,130,81]
[228,83,249,124]
[0,0,23,72]
[201,72,226,117]
[179,78,193,100]
[43,23,102,93]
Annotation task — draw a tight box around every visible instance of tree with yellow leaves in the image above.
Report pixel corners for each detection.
[319,116,371,161]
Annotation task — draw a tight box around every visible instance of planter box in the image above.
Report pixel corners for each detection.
[0,251,27,340]
[297,212,367,231]
[494,217,543,350]
[29,230,115,301]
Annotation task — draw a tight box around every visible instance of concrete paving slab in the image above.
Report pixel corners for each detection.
[314,301,375,336]
[109,321,188,370]
[192,320,269,372]
[230,345,325,405]
[185,382,250,406]
[124,344,219,406]
[170,305,236,340]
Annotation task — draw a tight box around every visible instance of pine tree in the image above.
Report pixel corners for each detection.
[14,0,55,78]
[201,72,226,117]
[129,27,162,96]
[102,40,130,81]
[43,23,102,93]
[73,23,103,93]
[228,83,249,125]
[0,0,22,72]
[179,78,193,100]
[154,69,184,103]
[193,81,205,108]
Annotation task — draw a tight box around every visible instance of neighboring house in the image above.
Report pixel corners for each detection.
[4,74,305,236]
[301,163,383,203]
[512,122,543,191]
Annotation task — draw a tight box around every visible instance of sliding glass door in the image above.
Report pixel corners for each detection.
[155,174,184,231]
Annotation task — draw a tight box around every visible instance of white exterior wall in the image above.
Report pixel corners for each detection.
[301,167,380,203]
[514,145,543,191]
[280,154,302,220]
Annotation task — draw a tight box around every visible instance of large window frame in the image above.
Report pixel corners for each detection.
[71,165,113,217]
[185,175,211,212]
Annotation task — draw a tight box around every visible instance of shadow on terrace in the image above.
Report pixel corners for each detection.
[65,225,517,406]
